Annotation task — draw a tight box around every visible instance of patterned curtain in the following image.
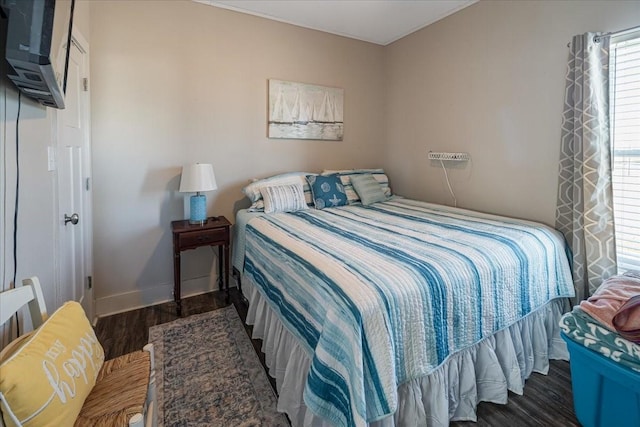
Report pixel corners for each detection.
[556,32,617,302]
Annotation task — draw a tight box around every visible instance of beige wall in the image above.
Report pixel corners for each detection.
[89,1,386,314]
[385,0,640,226]
[6,0,639,317]
[0,1,91,322]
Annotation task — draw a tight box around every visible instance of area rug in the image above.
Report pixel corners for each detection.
[149,306,289,426]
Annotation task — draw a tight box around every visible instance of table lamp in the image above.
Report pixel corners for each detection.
[179,163,217,224]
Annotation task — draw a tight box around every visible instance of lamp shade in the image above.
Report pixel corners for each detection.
[179,163,217,193]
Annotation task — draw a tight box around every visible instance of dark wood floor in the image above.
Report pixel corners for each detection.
[95,289,579,426]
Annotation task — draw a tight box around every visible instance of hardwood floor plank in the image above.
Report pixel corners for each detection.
[95,289,579,425]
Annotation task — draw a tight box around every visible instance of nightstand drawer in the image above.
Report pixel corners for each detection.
[178,228,227,248]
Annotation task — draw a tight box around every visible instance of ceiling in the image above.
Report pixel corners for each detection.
[198,0,478,46]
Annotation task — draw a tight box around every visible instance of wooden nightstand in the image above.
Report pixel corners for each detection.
[171,216,231,315]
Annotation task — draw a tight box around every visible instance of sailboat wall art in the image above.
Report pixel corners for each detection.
[268,79,344,141]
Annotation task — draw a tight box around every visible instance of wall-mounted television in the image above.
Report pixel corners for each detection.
[1,0,75,109]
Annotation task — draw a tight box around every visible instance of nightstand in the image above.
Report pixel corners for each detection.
[171,216,231,315]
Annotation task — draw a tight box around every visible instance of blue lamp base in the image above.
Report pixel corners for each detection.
[189,194,207,225]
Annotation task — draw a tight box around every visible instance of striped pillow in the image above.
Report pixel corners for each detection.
[321,169,391,204]
[350,174,387,205]
[260,183,309,213]
[242,172,316,211]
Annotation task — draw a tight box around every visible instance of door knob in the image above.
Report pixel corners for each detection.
[64,213,79,225]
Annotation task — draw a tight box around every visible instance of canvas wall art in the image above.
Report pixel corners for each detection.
[268,79,344,141]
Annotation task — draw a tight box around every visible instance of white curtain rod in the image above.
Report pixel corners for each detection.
[594,24,640,43]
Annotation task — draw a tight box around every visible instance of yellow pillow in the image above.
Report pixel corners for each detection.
[0,331,35,364]
[0,302,105,427]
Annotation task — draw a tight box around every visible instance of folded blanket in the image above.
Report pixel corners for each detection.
[560,307,640,372]
[613,295,640,343]
[580,271,640,333]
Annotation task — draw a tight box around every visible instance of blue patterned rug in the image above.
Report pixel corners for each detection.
[149,306,289,426]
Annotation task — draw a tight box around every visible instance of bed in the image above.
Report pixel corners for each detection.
[233,195,574,427]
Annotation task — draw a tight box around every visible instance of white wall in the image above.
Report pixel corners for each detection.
[89,1,387,315]
[385,0,640,226]
[1,80,58,317]
[0,1,91,327]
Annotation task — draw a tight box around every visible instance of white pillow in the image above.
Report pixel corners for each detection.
[260,183,309,213]
[242,172,316,211]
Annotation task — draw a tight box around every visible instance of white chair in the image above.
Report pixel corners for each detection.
[0,277,156,427]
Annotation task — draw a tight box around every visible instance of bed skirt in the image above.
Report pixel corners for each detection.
[243,277,570,427]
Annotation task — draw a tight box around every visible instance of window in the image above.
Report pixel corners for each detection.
[611,35,640,272]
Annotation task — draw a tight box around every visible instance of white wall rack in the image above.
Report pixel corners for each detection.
[428,151,470,161]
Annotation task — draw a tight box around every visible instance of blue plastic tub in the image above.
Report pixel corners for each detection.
[562,332,640,427]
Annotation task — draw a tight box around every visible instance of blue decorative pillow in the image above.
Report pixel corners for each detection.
[307,174,348,209]
[321,169,392,204]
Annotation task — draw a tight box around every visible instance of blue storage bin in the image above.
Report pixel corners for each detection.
[562,332,640,427]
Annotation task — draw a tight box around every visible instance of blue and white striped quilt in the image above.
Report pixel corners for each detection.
[243,198,575,427]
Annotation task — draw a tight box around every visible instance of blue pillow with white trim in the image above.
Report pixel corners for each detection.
[306,174,348,209]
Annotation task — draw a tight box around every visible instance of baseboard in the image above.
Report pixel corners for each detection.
[95,275,237,317]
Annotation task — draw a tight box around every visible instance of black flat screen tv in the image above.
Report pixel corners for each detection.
[2,0,75,108]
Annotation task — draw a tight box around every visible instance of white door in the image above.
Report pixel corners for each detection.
[57,33,93,320]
